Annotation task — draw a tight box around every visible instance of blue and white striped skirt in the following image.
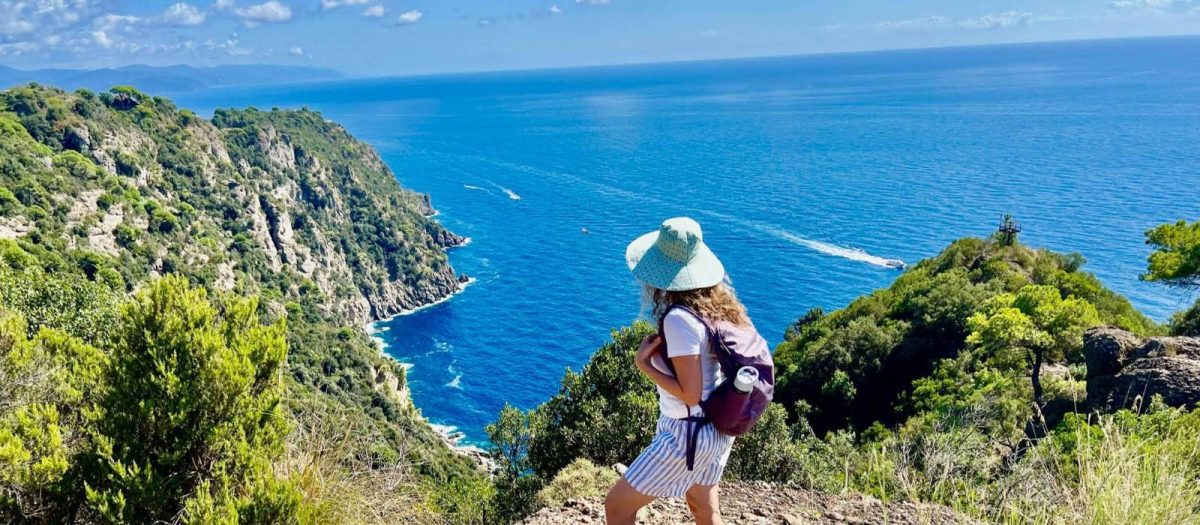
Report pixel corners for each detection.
[624,415,735,498]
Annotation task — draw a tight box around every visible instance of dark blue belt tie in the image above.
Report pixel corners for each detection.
[681,415,710,471]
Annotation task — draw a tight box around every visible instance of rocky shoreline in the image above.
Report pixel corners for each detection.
[362,212,492,471]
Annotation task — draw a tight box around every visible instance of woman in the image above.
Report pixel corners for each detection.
[605,217,749,525]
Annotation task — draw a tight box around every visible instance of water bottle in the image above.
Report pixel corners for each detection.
[733,366,758,393]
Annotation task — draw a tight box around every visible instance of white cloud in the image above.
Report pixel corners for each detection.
[0,19,35,36]
[396,9,422,24]
[235,1,292,23]
[91,30,112,48]
[959,11,1033,29]
[877,15,952,30]
[576,0,609,4]
[289,46,303,56]
[1,0,98,39]
[0,41,42,56]
[214,0,235,9]
[363,4,386,17]
[548,4,562,13]
[321,0,369,8]
[93,14,141,32]
[1109,0,1193,13]
[204,34,252,55]
[878,11,1034,31]
[159,3,206,26]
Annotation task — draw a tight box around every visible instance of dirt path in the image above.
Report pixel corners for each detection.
[520,482,980,524]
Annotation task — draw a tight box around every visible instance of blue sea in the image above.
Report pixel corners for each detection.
[176,36,1200,444]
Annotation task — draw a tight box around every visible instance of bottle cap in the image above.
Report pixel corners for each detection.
[734,366,758,393]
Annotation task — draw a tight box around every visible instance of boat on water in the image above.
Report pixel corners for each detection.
[882,259,906,270]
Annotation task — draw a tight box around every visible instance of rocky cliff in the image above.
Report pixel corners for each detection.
[1,84,465,327]
[1084,326,1200,412]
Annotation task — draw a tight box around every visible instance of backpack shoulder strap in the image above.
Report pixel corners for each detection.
[657,305,736,376]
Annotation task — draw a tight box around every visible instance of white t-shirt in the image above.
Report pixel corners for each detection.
[649,309,724,419]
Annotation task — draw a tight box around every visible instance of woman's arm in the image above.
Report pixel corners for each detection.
[635,335,703,406]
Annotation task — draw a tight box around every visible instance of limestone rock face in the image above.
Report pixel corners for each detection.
[1084,327,1200,412]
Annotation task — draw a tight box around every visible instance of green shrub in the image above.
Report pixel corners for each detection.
[535,458,617,509]
[1170,299,1200,337]
[85,276,299,522]
[0,187,18,215]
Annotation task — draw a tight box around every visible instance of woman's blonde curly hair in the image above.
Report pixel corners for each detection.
[644,282,750,327]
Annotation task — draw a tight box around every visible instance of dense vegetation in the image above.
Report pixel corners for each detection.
[0,85,483,523]
[487,227,1200,524]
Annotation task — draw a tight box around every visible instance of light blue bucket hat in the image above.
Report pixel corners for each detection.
[626,217,725,291]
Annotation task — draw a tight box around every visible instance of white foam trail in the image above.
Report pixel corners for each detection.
[462,184,491,193]
[484,180,521,200]
[700,210,903,269]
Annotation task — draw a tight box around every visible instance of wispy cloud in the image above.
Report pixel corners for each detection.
[960,11,1034,29]
[396,9,422,25]
[362,4,386,17]
[549,4,562,14]
[878,11,1034,31]
[576,0,610,5]
[1109,0,1195,13]
[289,46,303,56]
[235,1,293,24]
[321,0,370,9]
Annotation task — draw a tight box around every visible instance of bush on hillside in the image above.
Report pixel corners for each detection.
[773,238,1157,436]
[1171,300,1200,336]
[535,458,618,510]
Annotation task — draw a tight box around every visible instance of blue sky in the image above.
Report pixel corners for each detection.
[1,0,1197,75]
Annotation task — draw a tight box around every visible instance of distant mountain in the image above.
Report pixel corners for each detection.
[0,63,344,93]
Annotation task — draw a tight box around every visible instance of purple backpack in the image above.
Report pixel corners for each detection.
[657,305,775,469]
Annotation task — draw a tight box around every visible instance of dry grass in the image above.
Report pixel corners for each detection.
[280,405,442,525]
[994,410,1200,525]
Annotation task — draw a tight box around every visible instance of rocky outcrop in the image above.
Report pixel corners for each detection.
[1084,327,1200,412]
[519,482,978,525]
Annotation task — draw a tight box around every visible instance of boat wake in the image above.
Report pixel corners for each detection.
[489,181,521,200]
[701,211,904,269]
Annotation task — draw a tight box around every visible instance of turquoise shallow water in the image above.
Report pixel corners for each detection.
[176,36,1200,444]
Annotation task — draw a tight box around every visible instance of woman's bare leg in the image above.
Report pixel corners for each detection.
[684,484,722,525]
[604,477,656,525]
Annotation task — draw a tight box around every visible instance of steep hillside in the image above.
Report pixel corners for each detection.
[0,83,480,512]
[1,83,465,325]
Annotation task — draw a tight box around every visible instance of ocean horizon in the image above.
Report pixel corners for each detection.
[174,35,1200,445]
